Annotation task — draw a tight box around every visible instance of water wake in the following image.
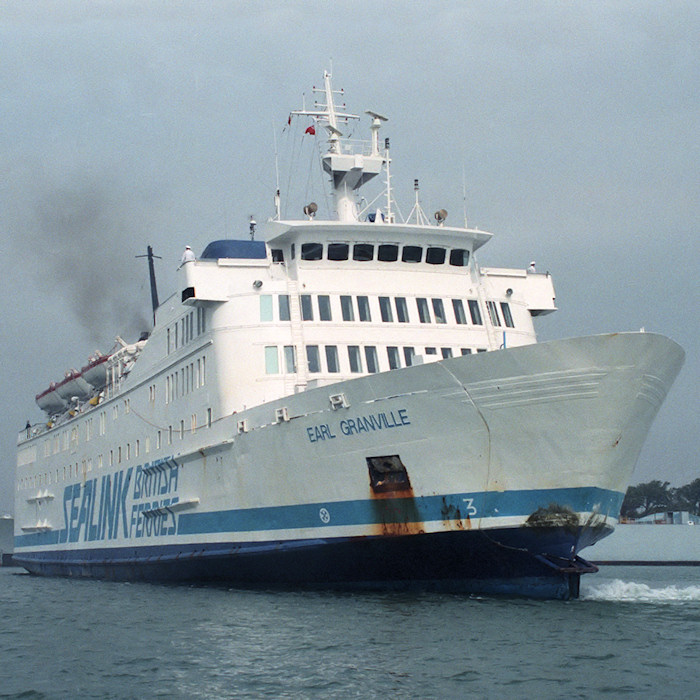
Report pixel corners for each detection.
[583,579,700,603]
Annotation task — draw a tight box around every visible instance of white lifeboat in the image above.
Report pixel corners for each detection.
[81,354,109,390]
[55,370,92,401]
[35,382,66,414]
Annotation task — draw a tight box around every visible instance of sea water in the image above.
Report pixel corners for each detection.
[1,565,698,699]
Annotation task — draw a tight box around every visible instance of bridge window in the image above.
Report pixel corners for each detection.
[403,346,416,366]
[328,243,349,261]
[450,249,470,266]
[301,243,323,261]
[402,246,422,263]
[353,243,374,261]
[426,247,446,264]
[378,244,398,262]
[441,348,453,358]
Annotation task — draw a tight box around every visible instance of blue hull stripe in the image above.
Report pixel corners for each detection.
[177,486,621,535]
[14,486,623,549]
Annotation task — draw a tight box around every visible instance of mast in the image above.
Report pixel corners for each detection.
[290,70,387,222]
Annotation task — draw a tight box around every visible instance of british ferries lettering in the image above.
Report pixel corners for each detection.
[306,408,410,443]
[58,458,180,543]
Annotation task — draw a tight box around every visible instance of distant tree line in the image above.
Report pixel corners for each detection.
[620,479,700,519]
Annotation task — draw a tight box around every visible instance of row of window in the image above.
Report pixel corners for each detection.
[166,307,207,355]
[40,357,208,458]
[274,242,471,267]
[260,293,515,328]
[20,409,215,491]
[264,343,487,376]
[165,356,207,404]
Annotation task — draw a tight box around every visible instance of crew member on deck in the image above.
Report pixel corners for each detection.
[528,260,536,273]
[179,245,196,268]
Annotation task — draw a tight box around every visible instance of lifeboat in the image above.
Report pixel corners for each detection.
[55,370,92,401]
[35,383,66,414]
[81,354,109,390]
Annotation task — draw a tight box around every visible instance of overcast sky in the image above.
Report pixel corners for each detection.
[1,1,698,515]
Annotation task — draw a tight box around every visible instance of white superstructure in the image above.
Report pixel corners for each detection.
[13,72,684,599]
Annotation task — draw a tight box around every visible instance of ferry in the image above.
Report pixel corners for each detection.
[14,71,684,599]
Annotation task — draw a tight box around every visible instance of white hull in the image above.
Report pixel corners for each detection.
[14,332,683,598]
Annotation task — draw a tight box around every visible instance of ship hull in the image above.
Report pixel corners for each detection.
[14,332,685,599]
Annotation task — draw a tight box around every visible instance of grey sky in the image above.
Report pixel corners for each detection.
[1,1,698,514]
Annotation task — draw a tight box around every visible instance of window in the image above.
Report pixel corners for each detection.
[417,298,431,323]
[425,347,437,355]
[291,243,295,259]
[357,296,371,321]
[318,295,332,321]
[468,299,483,325]
[426,247,446,264]
[301,242,323,260]
[265,346,279,374]
[328,243,349,261]
[271,249,284,262]
[260,295,273,321]
[306,345,321,373]
[301,294,314,321]
[340,295,355,321]
[441,348,453,359]
[500,302,515,328]
[167,328,171,354]
[207,408,212,428]
[325,346,340,373]
[180,420,185,440]
[432,298,447,324]
[402,246,422,263]
[477,348,488,353]
[395,297,409,323]
[449,249,470,266]
[348,346,363,373]
[353,243,374,261]
[452,299,467,325]
[403,346,416,366]
[379,296,394,322]
[365,346,379,373]
[283,346,296,373]
[486,301,501,326]
[279,295,291,321]
[387,346,401,369]
[378,244,399,262]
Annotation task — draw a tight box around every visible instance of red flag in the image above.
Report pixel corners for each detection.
[287,115,291,126]
[304,125,316,135]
